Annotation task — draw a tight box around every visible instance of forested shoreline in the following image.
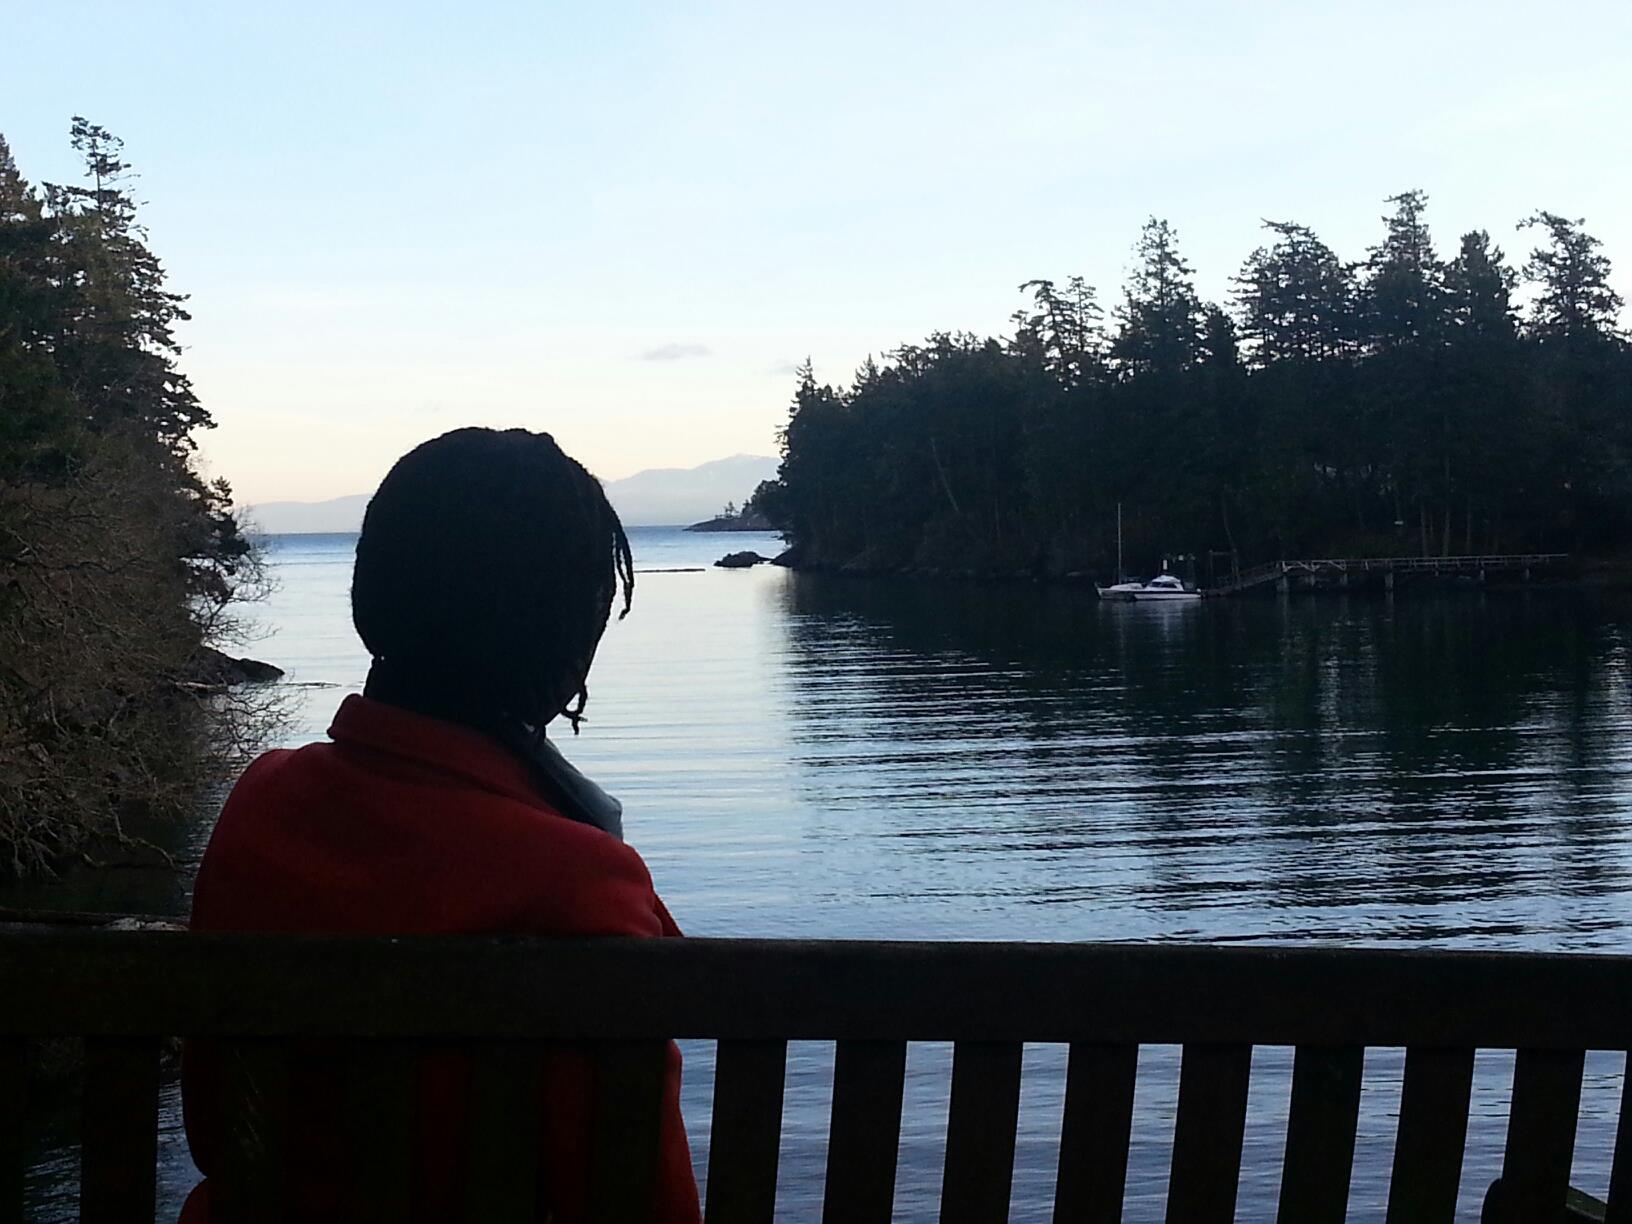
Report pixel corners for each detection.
[0,123,264,875]
[757,194,1632,584]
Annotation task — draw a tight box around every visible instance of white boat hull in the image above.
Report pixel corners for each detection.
[1124,589,1201,601]
[1096,581,1201,602]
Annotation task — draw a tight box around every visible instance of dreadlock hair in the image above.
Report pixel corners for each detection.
[352,428,634,739]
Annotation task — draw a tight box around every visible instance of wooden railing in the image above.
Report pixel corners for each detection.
[1215,561,1284,592]
[1210,554,1571,594]
[3,931,1630,1222]
[1284,554,1570,574]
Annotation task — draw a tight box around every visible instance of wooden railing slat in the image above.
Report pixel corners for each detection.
[212,1040,291,1224]
[705,1038,787,1224]
[1606,1052,1632,1224]
[0,1039,26,1224]
[460,1042,542,1224]
[80,1035,160,1224]
[1053,1042,1138,1224]
[589,1040,669,1224]
[1165,1043,1251,1224]
[1277,1045,1363,1224]
[940,1040,1024,1224]
[1384,1045,1475,1224]
[822,1039,907,1224]
[345,1041,417,1224]
[1496,1047,1586,1223]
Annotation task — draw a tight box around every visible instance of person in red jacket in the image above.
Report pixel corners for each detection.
[181,427,701,1223]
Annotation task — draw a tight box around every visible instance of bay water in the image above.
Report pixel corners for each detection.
[19,527,1632,1220]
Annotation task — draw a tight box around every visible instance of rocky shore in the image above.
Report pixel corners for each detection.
[685,511,774,532]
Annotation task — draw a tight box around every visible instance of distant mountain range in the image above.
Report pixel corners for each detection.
[244,454,779,534]
[243,492,372,535]
[603,454,778,527]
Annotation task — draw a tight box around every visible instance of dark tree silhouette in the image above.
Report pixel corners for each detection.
[1,121,267,874]
[765,197,1632,582]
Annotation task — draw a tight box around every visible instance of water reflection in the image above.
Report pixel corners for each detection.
[774,576,1632,947]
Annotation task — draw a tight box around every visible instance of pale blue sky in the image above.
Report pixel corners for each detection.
[5,0,1629,502]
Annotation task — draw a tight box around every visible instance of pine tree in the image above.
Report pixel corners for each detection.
[1015,276,1103,387]
[1520,211,1625,343]
[43,119,210,447]
[1357,192,1450,552]
[1233,221,1355,365]
[1112,218,1201,378]
[1363,190,1444,350]
[0,135,73,471]
[1444,231,1523,536]
[1445,230,1518,342]
[1518,213,1632,547]
[0,136,40,222]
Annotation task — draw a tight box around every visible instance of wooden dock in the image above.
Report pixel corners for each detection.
[1208,553,1570,596]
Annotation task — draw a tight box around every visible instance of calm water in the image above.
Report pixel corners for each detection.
[19,527,1632,1220]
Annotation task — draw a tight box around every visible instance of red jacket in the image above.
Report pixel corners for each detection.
[181,695,700,1223]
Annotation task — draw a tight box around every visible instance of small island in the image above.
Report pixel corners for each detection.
[685,491,775,532]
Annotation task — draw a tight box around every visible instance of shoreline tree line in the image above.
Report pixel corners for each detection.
[755,194,1631,583]
[0,122,264,875]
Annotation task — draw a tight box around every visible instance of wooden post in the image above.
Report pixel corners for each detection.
[706,1039,787,1224]
[0,1039,25,1224]
[81,1037,161,1224]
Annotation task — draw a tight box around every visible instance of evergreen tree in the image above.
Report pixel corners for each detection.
[1014,276,1103,387]
[1363,190,1444,350]
[1442,231,1526,550]
[0,121,264,874]
[1445,230,1518,342]
[45,118,210,447]
[1231,221,1361,545]
[1520,211,1625,343]
[0,136,38,221]
[1518,213,1632,546]
[1233,221,1355,365]
[1112,218,1201,378]
[0,136,73,469]
[1359,191,1449,551]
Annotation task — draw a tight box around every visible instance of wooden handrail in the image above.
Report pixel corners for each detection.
[1209,552,1571,594]
[5,932,1632,1046]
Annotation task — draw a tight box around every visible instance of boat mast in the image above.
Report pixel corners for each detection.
[1116,502,1123,583]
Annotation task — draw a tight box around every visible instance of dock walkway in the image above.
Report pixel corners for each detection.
[1209,553,1569,596]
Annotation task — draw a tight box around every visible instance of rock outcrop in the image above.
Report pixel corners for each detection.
[714,551,770,569]
[193,647,285,687]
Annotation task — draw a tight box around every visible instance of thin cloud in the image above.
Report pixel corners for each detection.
[763,359,803,377]
[638,342,712,362]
